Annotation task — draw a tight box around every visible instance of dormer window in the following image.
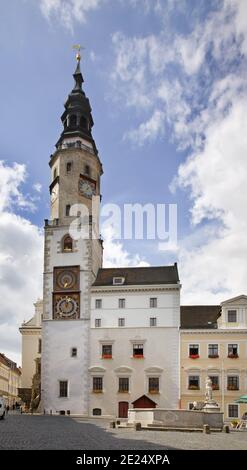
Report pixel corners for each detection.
[228,310,237,323]
[113,277,125,285]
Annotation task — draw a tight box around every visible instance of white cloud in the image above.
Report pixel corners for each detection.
[39,0,105,30]
[0,162,43,365]
[102,225,149,267]
[111,1,247,304]
[33,182,42,193]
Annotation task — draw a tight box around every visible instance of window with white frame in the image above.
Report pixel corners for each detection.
[102,344,112,358]
[150,317,157,327]
[188,375,200,390]
[228,404,239,418]
[118,317,125,327]
[208,344,219,358]
[113,277,125,285]
[95,318,101,328]
[133,343,144,358]
[59,380,68,397]
[150,297,157,308]
[189,344,199,358]
[228,310,237,323]
[228,344,238,358]
[118,377,129,393]
[227,376,239,391]
[148,377,159,393]
[93,377,103,392]
[95,299,102,309]
[118,298,125,309]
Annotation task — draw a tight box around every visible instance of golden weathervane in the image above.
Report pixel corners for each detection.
[72,44,85,62]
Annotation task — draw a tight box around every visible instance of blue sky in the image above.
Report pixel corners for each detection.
[1,0,247,363]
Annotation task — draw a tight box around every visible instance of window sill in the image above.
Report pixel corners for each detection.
[133,355,144,359]
[92,390,103,394]
[189,355,200,359]
[227,355,239,359]
[101,356,112,359]
[208,355,219,359]
[227,388,239,392]
[149,391,160,395]
[118,391,130,394]
[188,387,200,391]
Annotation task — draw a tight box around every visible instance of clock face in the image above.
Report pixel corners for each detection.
[78,176,96,198]
[54,266,80,292]
[53,293,80,320]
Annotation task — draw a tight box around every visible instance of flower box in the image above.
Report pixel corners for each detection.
[228,354,239,359]
[102,354,112,359]
[212,385,219,390]
[189,354,199,359]
[188,385,200,390]
[133,354,144,359]
[227,386,239,391]
[208,355,219,359]
[93,390,103,393]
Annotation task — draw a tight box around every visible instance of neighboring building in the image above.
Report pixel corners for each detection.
[180,295,247,421]
[39,54,181,416]
[90,266,181,417]
[18,299,42,406]
[0,353,21,407]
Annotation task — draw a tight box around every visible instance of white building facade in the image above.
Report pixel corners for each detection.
[90,267,181,417]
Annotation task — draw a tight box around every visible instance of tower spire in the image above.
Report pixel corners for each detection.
[72,45,84,92]
[55,44,98,155]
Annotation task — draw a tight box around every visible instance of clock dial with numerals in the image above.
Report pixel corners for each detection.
[53,293,80,320]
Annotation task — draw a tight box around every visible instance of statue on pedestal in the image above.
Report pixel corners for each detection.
[205,377,213,402]
[203,376,219,412]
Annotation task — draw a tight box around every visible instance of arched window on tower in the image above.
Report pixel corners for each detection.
[70,114,77,127]
[85,164,91,177]
[63,234,73,252]
[80,116,88,129]
[53,168,57,180]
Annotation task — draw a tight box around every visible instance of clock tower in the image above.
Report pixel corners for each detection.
[41,53,103,415]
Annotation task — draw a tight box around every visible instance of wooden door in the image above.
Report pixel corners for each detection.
[118,401,129,418]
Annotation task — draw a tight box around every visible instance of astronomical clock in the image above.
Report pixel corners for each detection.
[53,266,80,320]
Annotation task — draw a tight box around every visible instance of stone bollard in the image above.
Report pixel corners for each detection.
[203,424,211,434]
[135,422,142,431]
[110,421,116,429]
[223,424,230,433]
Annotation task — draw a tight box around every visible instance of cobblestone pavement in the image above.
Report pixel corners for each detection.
[0,414,246,450]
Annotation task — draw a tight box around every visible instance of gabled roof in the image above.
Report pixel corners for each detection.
[180,305,221,329]
[92,264,179,287]
[221,295,247,306]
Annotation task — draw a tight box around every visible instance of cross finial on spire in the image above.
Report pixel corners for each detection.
[72,44,85,63]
